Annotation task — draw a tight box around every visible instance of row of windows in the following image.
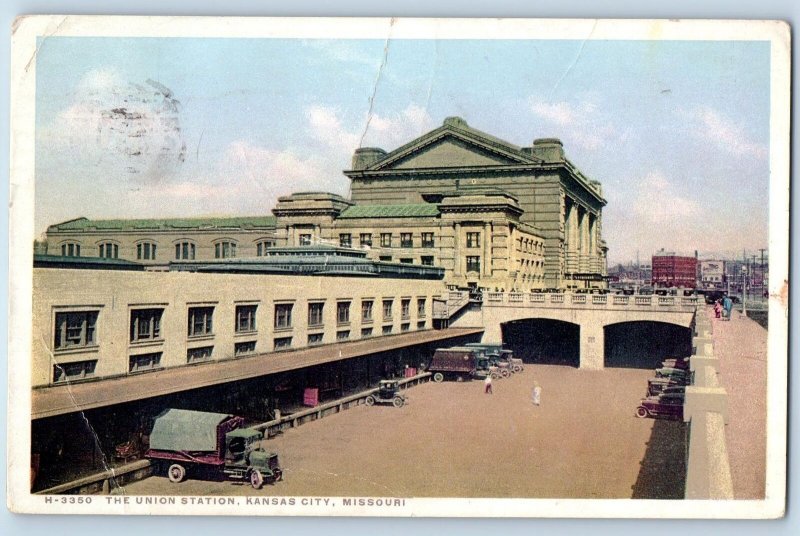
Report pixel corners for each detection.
[337,232,437,249]
[517,237,544,253]
[57,239,276,261]
[53,317,429,383]
[54,298,429,351]
[377,255,435,266]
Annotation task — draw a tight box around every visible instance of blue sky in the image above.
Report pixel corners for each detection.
[34,37,771,263]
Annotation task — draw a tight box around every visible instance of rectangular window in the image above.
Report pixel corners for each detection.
[337,301,351,325]
[382,325,393,335]
[256,241,274,256]
[187,346,213,363]
[339,234,352,248]
[401,323,410,332]
[400,233,413,248]
[130,308,163,342]
[417,320,427,330]
[274,337,292,350]
[359,233,372,247]
[235,305,257,333]
[421,255,434,266]
[382,299,393,321]
[308,333,324,345]
[421,232,435,248]
[417,298,427,318]
[188,306,214,337]
[400,258,413,264]
[401,299,411,319]
[129,352,162,373]
[308,302,324,327]
[61,243,81,257]
[54,311,98,349]
[53,360,96,383]
[336,330,350,341]
[361,300,374,322]
[466,232,481,248]
[299,234,311,246]
[234,341,256,357]
[380,233,392,248]
[361,327,373,338]
[379,255,392,262]
[466,255,481,273]
[274,303,293,329]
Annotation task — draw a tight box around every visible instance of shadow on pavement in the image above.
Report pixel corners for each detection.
[631,419,687,499]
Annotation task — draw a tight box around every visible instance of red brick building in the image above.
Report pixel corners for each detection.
[651,249,697,288]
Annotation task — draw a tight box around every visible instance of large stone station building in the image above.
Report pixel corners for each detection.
[43,117,608,291]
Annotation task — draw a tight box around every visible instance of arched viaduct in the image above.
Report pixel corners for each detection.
[448,292,697,370]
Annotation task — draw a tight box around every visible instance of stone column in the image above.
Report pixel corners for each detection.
[579,208,590,273]
[453,222,461,276]
[483,222,492,278]
[565,199,579,273]
[579,322,604,370]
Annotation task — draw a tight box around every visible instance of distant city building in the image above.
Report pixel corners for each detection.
[651,249,697,288]
[699,260,726,290]
[44,117,609,290]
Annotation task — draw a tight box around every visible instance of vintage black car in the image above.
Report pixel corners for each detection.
[636,393,684,420]
[365,380,406,408]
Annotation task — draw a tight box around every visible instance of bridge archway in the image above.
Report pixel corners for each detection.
[501,318,580,367]
[603,321,692,369]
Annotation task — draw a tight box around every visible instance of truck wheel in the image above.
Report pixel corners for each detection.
[501,369,511,378]
[167,463,186,483]
[272,468,283,483]
[491,371,500,380]
[635,407,649,418]
[365,395,376,406]
[433,373,444,383]
[249,469,264,489]
[393,396,404,408]
[513,365,523,373]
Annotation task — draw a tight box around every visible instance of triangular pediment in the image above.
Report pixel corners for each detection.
[368,121,540,171]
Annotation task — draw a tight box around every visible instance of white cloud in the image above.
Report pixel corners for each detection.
[631,171,701,223]
[684,106,768,160]
[527,97,616,151]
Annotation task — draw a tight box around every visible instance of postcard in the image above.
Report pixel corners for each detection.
[7,16,790,518]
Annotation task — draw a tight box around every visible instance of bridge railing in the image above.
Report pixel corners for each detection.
[476,291,699,310]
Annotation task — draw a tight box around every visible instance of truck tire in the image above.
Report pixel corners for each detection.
[635,406,649,418]
[433,372,444,383]
[167,463,186,483]
[501,369,511,378]
[393,396,404,408]
[513,365,523,373]
[249,469,264,489]
[365,395,376,406]
[272,468,283,483]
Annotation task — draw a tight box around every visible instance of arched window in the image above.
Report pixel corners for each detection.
[175,241,196,260]
[214,241,237,259]
[98,242,119,259]
[60,242,81,257]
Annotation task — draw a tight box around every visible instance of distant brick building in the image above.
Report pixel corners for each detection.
[651,249,697,288]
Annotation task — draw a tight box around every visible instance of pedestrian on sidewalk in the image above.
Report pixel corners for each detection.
[484,374,493,394]
[722,295,733,321]
[714,299,722,319]
[532,382,541,406]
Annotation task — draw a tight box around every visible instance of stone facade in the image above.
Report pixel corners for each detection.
[43,117,608,290]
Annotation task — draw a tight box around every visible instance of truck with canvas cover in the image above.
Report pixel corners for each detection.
[146,408,282,489]
[428,347,478,382]
[465,342,523,373]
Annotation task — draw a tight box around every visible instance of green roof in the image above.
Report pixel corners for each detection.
[49,216,277,232]
[337,204,440,219]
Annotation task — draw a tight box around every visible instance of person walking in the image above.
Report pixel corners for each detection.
[484,374,493,394]
[532,382,541,406]
[714,299,722,319]
[722,295,733,321]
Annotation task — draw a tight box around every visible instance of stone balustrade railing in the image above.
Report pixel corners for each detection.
[475,291,699,310]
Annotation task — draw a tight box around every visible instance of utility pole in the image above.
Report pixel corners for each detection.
[759,248,767,301]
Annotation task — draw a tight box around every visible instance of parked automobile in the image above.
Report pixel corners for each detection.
[661,357,690,370]
[647,378,687,397]
[465,343,523,373]
[365,380,406,408]
[636,393,684,420]
[654,367,691,382]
